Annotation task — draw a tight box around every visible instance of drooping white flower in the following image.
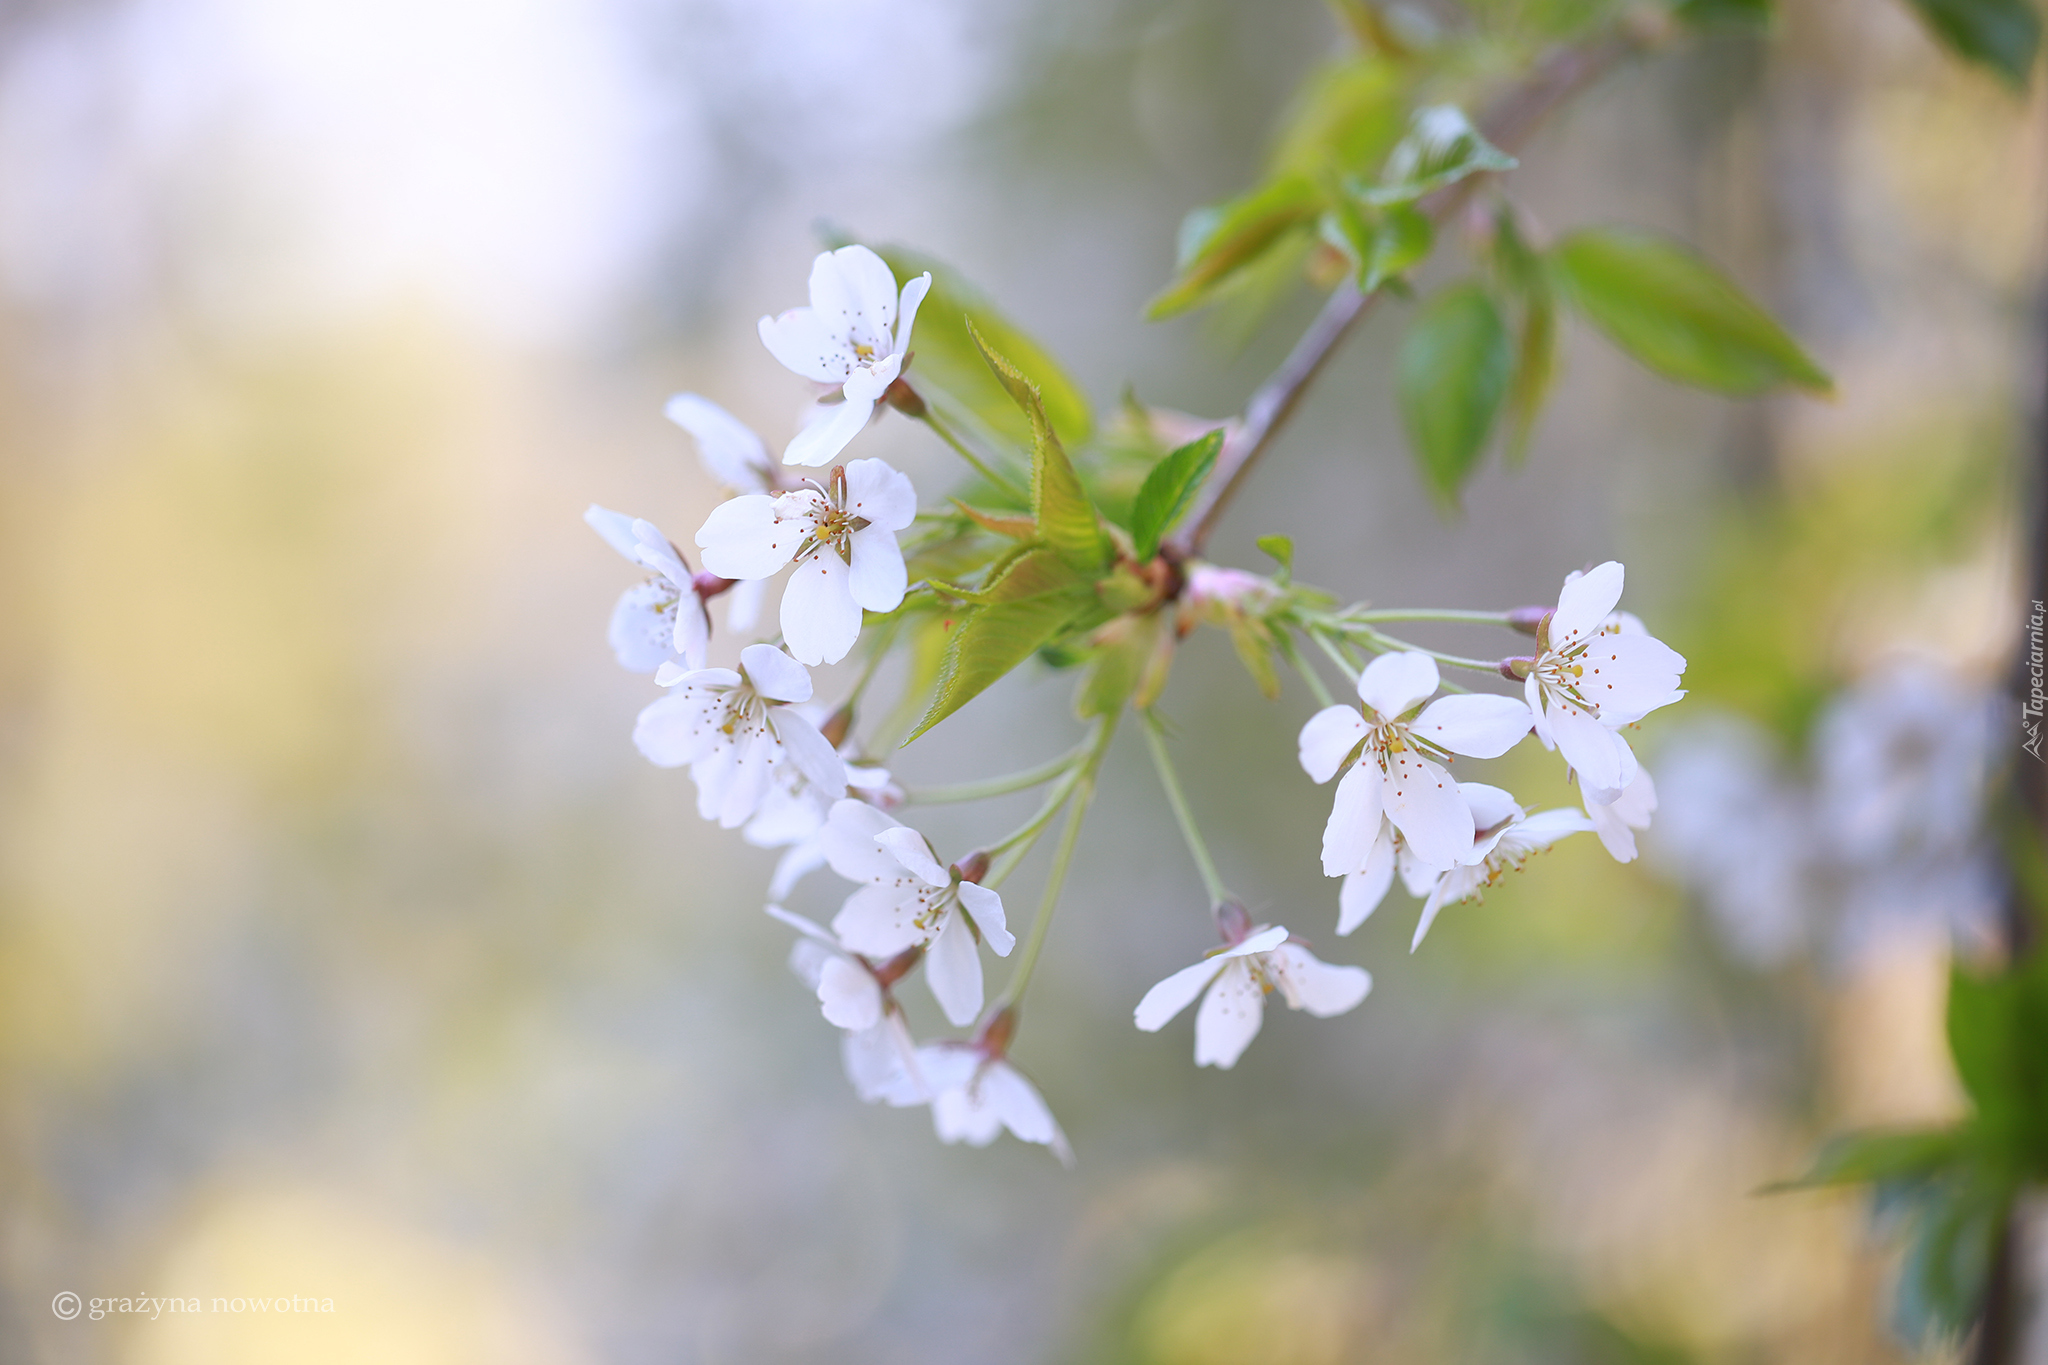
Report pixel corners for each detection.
[758,245,932,467]
[1299,650,1534,872]
[695,458,917,666]
[665,393,778,631]
[1523,562,1686,804]
[745,746,899,901]
[821,800,1014,1027]
[1407,784,1593,950]
[632,643,846,829]
[585,506,708,673]
[1133,916,1371,1069]
[888,1037,1073,1165]
[766,904,924,1103]
[1585,766,1657,863]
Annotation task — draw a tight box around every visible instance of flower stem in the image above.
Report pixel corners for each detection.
[920,409,1029,503]
[1142,711,1230,906]
[1342,624,1502,673]
[1274,627,1336,707]
[1307,626,1362,682]
[1343,607,1513,626]
[906,745,1086,805]
[997,715,1116,1008]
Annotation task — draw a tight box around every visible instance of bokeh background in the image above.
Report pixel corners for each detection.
[0,0,2042,1361]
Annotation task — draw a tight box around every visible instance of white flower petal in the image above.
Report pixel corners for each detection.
[1338,825,1397,934]
[1382,752,1473,869]
[584,504,642,561]
[894,272,932,357]
[811,245,899,354]
[688,742,737,821]
[1357,651,1440,719]
[665,393,770,492]
[1266,942,1371,1017]
[821,798,906,884]
[1551,703,1635,802]
[632,685,724,768]
[767,839,828,901]
[770,710,847,796]
[758,306,856,384]
[607,581,681,673]
[674,593,710,671]
[818,956,884,1031]
[874,826,949,886]
[1223,925,1291,958]
[1584,632,1688,725]
[1133,958,1224,1031]
[787,937,833,991]
[1411,868,1477,950]
[844,1014,921,1105]
[924,908,985,1027]
[956,881,1014,955]
[1587,767,1656,862]
[714,729,776,828]
[847,524,908,613]
[783,394,875,468]
[1321,763,1385,877]
[695,494,800,580]
[1411,694,1532,758]
[843,356,900,403]
[740,643,812,703]
[1298,705,1368,784]
[830,883,924,958]
[1193,959,1265,1068]
[1526,670,1555,749]
[981,1061,1072,1164]
[842,457,919,531]
[1457,782,1523,836]
[1550,561,1625,649]
[781,547,862,666]
[1397,841,1445,898]
[764,902,836,942]
[932,1079,1004,1147]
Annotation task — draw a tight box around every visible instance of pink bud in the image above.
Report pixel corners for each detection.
[952,850,992,884]
[1507,605,1550,635]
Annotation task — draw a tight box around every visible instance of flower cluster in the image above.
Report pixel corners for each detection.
[585,245,1691,1165]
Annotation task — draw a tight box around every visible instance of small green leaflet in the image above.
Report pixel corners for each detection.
[1129,428,1224,561]
[1147,177,1322,320]
[1767,1127,1967,1192]
[1902,0,2040,88]
[966,321,1107,573]
[1255,534,1294,580]
[1549,228,1832,395]
[1946,954,2048,1165]
[908,589,1104,743]
[1398,282,1510,507]
[1321,198,1433,293]
[1354,105,1517,207]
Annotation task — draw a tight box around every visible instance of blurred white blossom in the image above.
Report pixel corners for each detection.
[758,245,930,468]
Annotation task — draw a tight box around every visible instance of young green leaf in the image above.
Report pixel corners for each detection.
[1398,282,1511,506]
[1147,177,1323,320]
[1946,954,2048,1166]
[906,588,1104,743]
[1902,0,2040,87]
[1356,104,1517,207]
[1550,228,1832,395]
[866,245,1093,448]
[1767,1127,1967,1191]
[967,321,1109,572]
[1256,534,1295,580]
[1129,428,1225,561]
[1321,199,1433,293]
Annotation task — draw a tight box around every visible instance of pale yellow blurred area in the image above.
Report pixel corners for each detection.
[124,1187,587,1365]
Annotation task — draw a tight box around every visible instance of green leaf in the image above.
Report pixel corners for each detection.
[967,321,1109,572]
[1129,429,1224,561]
[1355,104,1517,206]
[1077,612,1170,719]
[1256,534,1295,580]
[1321,199,1433,292]
[1946,954,2048,1167]
[907,586,1103,743]
[1147,177,1323,320]
[951,500,1036,541]
[866,245,1093,448]
[1550,228,1832,395]
[1768,1127,1967,1191]
[1504,285,1557,465]
[1267,56,1411,180]
[1902,0,2040,86]
[1398,282,1511,506]
[1675,0,1774,31]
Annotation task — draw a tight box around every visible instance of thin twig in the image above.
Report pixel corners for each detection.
[1171,31,1640,556]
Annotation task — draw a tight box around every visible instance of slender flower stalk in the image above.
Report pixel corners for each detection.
[919,409,1030,503]
[1142,712,1231,906]
[907,747,1089,806]
[997,715,1118,1007]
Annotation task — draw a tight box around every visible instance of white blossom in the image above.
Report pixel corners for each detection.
[1300,650,1533,872]
[1585,767,1657,863]
[695,459,917,666]
[758,245,932,467]
[632,644,846,829]
[1524,562,1686,804]
[821,800,1013,1027]
[766,904,922,1103]
[745,748,898,902]
[1407,784,1593,950]
[665,392,775,631]
[585,506,708,673]
[1814,662,1996,862]
[1133,922,1371,1069]
[887,1040,1072,1165]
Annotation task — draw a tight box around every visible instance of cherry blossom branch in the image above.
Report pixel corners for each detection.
[907,746,1088,805]
[996,715,1119,1008]
[1142,712,1231,906]
[1170,28,1644,556]
[1343,607,1514,625]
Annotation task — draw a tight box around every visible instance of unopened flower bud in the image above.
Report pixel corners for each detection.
[820,705,854,750]
[1498,656,1535,681]
[882,373,925,417]
[1506,605,1550,635]
[1214,899,1254,944]
[951,849,992,884]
